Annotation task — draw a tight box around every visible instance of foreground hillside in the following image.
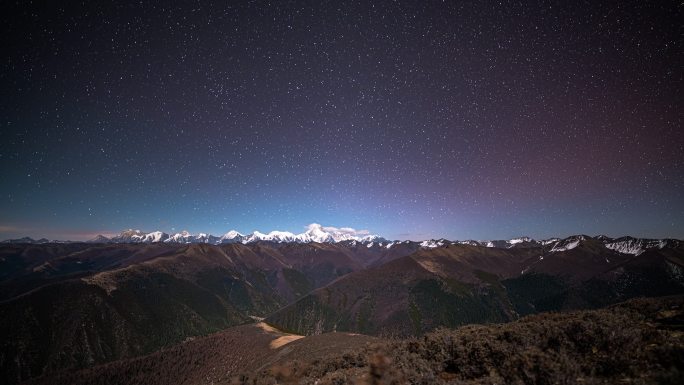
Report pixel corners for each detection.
[249,295,684,385]
[25,295,684,385]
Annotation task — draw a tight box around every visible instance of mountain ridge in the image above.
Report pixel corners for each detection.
[3,230,681,259]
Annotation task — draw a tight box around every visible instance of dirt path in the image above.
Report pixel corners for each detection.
[255,322,305,349]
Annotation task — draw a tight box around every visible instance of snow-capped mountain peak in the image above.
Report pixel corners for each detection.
[541,238,560,245]
[109,229,146,243]
[222,230,243,239]
[359,234,387,243]
[237,224,382,244]
[420,239,446,248]
[77,224,385,246]
[141,231,168,243]
[508,236,533,245]
[299,223,335,243]
[165,231,192,243]
[243,230,297,243]
[219,230,244,244]
[477,237,536,248]
[548,235,589,252]
[550,238,580,252]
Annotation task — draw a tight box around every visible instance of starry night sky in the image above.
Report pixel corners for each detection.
[1,0,682,241]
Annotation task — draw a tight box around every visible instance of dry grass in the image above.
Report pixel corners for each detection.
[255,322,305,348]
[270,335,305,349]
[238,295,684,385]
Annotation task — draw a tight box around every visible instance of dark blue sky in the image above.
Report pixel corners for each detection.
[1,0,682,241]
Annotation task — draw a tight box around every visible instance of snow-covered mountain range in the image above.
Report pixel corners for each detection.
[415,234,681,256]
[92,231,683,256]
[84,223,386,245]
[2,227,680,257]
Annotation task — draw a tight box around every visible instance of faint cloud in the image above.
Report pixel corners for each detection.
[0,225,24,232]
[307,223,371,236]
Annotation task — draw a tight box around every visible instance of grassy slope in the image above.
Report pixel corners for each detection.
[246,295,684,385]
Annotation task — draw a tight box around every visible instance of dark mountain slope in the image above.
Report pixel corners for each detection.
[0,248,277,384]
[267,241,684,336]
[266,245,542,336]
[25,323,376,385]
[0,242,411,384]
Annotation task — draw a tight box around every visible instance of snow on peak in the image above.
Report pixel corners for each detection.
[420,239,445,248]
[304,223,376,242]
[472,237,536,249]
[541,238,560,245]
[508,237,533,245]
[550,239,580,252]
[222,230,243,239]
[109,229,147,242]
[219,230,244,243]
[268,231,297,242]
[141,231,168,243]
[360,234,386,243]
[242,231,266,243]
[604,237,678,256]
[165,231,195,243]
[238,224,383,244]
[605,239,645,255]
[299,223,335,243]
[549,236,586,252]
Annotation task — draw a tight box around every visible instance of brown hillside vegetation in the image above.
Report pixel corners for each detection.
[25,295,684,385]
[242,295,684,385]
[24,322,376,385]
